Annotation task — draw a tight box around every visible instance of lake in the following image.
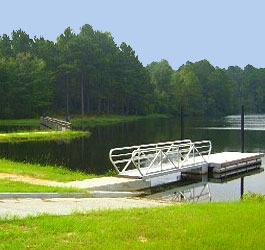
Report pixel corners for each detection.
[1,114,265,202]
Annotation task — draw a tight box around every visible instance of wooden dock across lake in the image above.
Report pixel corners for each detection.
[40,116,72,131]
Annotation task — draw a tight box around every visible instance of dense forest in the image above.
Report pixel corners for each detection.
[0,24,265,118]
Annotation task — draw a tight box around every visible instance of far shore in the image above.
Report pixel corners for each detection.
[0,114,170,127]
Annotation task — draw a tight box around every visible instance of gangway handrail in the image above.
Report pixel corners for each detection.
[109,139,192,173]
[109,139,212,178]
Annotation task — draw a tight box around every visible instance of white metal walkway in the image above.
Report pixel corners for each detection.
[109,139,212,179]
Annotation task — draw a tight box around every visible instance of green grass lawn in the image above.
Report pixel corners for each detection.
[0,200,265,249]
[0,130,90,143]
[0,158,97,182]
[0,178,86,193]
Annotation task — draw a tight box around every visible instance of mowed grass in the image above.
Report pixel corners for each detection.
[0,179,86,193]
[0,130,90,143]
[1,201,265,249]
[0,159,97,182]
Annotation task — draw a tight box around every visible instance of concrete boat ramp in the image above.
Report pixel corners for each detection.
[66,177,150,192]
[0,198,167,218]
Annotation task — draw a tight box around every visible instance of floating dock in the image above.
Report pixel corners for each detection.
[66,140,264,192]
[107,139,264,188]
[208,152,263,173]
[209,168,264,183]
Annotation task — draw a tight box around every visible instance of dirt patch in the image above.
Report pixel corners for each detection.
[0,173,62,186]
[138,235,148,243]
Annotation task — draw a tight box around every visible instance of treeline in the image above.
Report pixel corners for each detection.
[147,60,265,116]
[0,24,265,118]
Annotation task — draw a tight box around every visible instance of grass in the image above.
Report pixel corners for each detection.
[0,158,97,182]
[0,178,86,193]
[0,130,90,143]
[0,119,40,126]
[243,192,265,201]
[0,200,265,249]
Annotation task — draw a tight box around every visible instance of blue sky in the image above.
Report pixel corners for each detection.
[0,0,264,69]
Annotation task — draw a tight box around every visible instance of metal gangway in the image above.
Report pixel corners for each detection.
[109,139,212,179]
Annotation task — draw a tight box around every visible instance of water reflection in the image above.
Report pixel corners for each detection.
[144,166,264,202]
[147,182,212,203]
[205,114,265,130]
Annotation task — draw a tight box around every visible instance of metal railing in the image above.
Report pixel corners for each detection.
[109,139,212,177]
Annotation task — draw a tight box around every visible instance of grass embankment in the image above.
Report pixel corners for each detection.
[0,179,86,193]
[0,159,96,182]
[0,130,89,143]
[1,199,265,249]
[0,119,40,126]
[0,114,169,128]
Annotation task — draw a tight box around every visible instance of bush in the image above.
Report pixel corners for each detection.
[243,192,265,202]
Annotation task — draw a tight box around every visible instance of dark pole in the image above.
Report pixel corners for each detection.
[240,177,244,200]
[241,105,244,153]
[241,105,245,199]
[180,105,184,140]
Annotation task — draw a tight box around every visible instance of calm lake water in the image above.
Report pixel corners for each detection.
[1,115,265,202]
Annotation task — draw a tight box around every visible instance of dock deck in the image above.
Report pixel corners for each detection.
[208,152,264,173]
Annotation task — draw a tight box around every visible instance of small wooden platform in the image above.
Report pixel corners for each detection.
[40,116,72,131]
